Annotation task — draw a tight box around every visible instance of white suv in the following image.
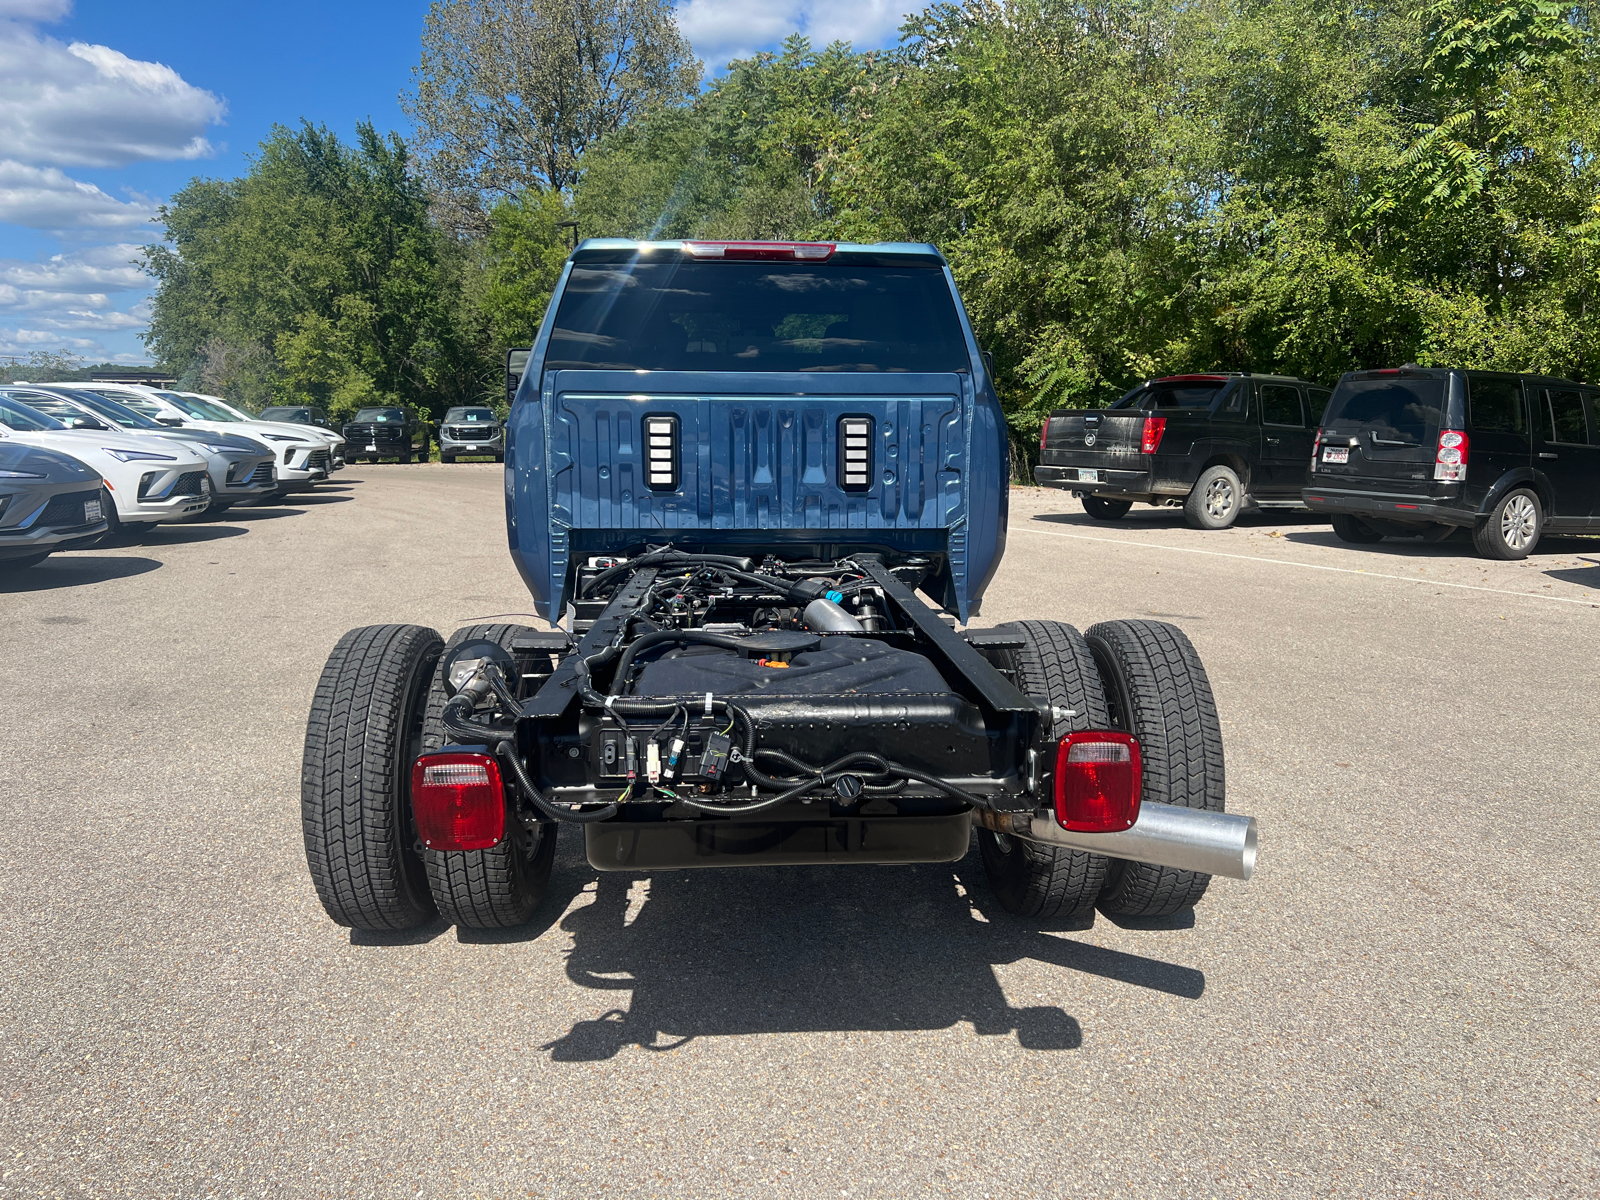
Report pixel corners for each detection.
[71,385,330,490]
[184,392,346,469]
[0,394,211,531]
[13,386,279,511]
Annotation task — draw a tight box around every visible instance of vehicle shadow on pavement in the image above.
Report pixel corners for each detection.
[536,846,1204,1062]
[1283,528,1600,560]
[1544,560,1600,589]
[349,919,454,947]
[131,525,249,546]
[1029,509,1327,531]
[210,507,303,522]
[0,555,161,592]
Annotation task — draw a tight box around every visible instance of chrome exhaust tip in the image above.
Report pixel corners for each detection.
[1021,801,1258,881]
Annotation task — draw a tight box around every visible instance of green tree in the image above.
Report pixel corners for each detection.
[144,121,478,420]
[404,0,701,233]
[477,189,575,347]
[575,35,884,240]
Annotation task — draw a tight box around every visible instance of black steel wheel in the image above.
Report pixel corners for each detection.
[420,623,557,930]
[977,620,1111,920]
[301,623,443,931]
[1082,495,1133,521]
[1086,620,1225,918]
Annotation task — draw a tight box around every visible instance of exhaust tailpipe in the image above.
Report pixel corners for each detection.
[1019,802,1258,881]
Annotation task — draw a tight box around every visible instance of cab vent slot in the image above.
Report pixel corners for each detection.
[838,416,873,491]
[644,414,680,492]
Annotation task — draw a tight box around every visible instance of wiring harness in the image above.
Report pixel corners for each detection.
[440,550,983,825]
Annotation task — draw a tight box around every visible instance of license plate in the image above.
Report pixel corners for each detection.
[1322,447,1349,463]
[83,498,102,522]
[201,477,212,495]
[465,445,479,451]
[1077,468,1100,483]
[366,444,378,451]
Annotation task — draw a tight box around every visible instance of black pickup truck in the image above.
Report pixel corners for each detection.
[1035,373,1332,528]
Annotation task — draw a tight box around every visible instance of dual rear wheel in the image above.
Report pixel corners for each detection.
[977,618,1225,921]
[301,622,555,933]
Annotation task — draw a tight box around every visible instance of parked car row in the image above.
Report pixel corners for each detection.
[1036,367,1600,559]
[0,382,347,570]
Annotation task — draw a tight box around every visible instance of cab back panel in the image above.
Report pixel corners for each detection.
[508,368,1004,621]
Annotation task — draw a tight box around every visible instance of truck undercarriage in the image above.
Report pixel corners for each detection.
[299,544,1255,934]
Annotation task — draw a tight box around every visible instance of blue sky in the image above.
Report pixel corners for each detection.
[0,1,914,366]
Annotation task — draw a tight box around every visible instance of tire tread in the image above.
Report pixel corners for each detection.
[301,624,443,930]
[1086,619,1225,917]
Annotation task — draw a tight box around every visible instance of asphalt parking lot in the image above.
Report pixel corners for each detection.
[3,469,1597,1198]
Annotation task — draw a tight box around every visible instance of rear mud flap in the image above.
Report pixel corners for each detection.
[585,812,972,870]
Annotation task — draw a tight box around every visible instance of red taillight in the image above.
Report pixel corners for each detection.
[410,752,505,851]
[1140,416,1166,454]
[1039,418,1050,453]
[1053,732,1142,832]
[683,241,836,261]
[1434,430,1468,481]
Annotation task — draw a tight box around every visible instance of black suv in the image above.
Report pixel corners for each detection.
[342,406,429,463]
[1036,372,1332,528]
[1304,367,1600,559]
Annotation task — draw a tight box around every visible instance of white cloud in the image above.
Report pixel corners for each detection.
[0,24,224,168]
[677,0,911,68]
[0,6,191,366]
[0,160,157,231]
[0,2,72,20]
[0,328,99,353]
[0,243,150,366]
[0,241,146,291]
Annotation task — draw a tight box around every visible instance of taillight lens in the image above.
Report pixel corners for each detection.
[1434,430,1468,481]
[1039,418,1050,453]
[1140,417,1166,454]
[411,752,506,851]
[1053,732,1142,832]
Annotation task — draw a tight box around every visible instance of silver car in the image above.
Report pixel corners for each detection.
[13,386,278,511]
[439,406,504,462]
[0,439,109,568]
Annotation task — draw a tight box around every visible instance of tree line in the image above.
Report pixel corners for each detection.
[142,0,1600,464]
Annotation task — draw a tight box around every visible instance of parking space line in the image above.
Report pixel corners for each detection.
[1016,523,1600,607]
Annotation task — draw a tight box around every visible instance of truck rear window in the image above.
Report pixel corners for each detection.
[545,261,969,373]
[1111,381,1228,410]
[1322,379,1445,446]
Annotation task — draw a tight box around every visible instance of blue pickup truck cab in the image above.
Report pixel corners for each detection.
[301,240,1255,936]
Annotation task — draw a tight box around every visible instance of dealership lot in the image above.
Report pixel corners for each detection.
[2,469,1596,1198]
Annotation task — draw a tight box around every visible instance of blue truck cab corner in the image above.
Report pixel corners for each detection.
[504,239,1010,625]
